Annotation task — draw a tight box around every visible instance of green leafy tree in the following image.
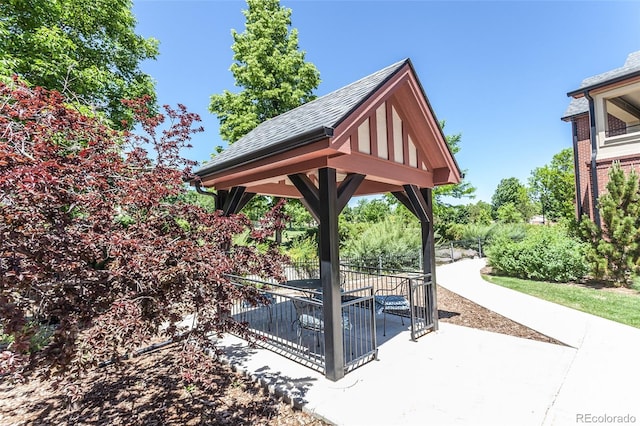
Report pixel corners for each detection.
[284,199,314,228]
[434,204,469,240]
[433,126,476,204]
[0,0,159,128]
[431,126,476,237]
[467,201,493,225]
[209,0,320,144]
[350,198,392,223]
[529,148,575,223]
[580,163,640,287]
[496,202,524,223]
[491,177,533,222]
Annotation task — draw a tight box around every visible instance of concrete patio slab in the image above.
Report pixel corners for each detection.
[218,259,640,425]
[221,321,575,426]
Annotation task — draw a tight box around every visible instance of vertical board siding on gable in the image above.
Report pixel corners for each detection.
[357,118,371,154]
[376,104,388,160]
[370,109,379,158]
[392,105,403,164]
[408,135,418,168]
[347,99,430,172]
[402,119,410,166]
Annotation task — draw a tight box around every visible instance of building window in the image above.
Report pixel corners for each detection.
[604,93,640,138]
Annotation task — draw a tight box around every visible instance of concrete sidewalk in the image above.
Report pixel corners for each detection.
[219,259,640,425]
[437,259,640,425]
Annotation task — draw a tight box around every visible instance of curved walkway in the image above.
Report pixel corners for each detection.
[219,259,640,425]
[438,258,640,425]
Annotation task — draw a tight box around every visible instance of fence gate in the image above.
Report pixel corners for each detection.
[408,273,436,341]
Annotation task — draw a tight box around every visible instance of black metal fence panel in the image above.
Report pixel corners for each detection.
[228,274,377,375]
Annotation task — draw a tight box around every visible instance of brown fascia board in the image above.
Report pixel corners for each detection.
[405,59,463,181]
[566,70,640,98]
[193,126,334,179]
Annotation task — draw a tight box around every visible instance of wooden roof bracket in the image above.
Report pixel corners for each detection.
[289,172,366,221]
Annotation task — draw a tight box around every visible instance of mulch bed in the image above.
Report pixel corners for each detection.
[437,285,563,345]
[0,286,562,425]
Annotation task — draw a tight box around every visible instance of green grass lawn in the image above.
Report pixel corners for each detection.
[482,274,640,329]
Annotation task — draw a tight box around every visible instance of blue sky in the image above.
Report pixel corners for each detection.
[132,0,640,204]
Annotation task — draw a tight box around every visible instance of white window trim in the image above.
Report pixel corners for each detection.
[594,81,640,160]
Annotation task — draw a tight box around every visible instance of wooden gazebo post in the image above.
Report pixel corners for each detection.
[317,167,344,380]
[393,185,438,329]
[289,168,364,380]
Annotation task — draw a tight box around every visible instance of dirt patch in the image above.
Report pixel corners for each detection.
[1,286,562,425]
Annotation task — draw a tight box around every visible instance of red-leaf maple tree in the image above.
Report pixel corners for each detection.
[0,78,288,391]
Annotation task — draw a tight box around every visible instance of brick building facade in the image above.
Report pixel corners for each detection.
[563,51,640,226]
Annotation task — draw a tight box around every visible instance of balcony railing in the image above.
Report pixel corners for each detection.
[605,123,640,138]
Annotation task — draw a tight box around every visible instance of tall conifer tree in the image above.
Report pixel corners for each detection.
[580,163,640,287]
[209,0,320,145]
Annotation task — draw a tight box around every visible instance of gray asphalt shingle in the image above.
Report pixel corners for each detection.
[576,51,640,91]
[563,51,640,120]
[195,59,408,176]
[562,97,588,120]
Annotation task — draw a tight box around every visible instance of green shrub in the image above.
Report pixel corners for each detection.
[342,217,421,262]
[286,236,318,263]
[486,223,528,243]
[459,223,494,242]
[442,222,465,241]
[486,225,589,282]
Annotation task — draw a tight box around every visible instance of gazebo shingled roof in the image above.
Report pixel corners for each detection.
[194,58,461,198]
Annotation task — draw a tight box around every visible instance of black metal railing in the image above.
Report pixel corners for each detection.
[227,260,439,376]
[228,275,377,374]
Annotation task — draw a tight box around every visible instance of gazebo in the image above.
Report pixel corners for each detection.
[193,58,461,380]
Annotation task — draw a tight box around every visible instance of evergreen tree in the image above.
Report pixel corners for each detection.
[580,163,640,287]
[209,0,321,145]
[208,0,321,234]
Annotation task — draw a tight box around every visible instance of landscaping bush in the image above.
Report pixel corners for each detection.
[579,162,640,287]
[342,217,421,265]
[486,225,589,282]
[285,235,318,264]
[486,223,528,243]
